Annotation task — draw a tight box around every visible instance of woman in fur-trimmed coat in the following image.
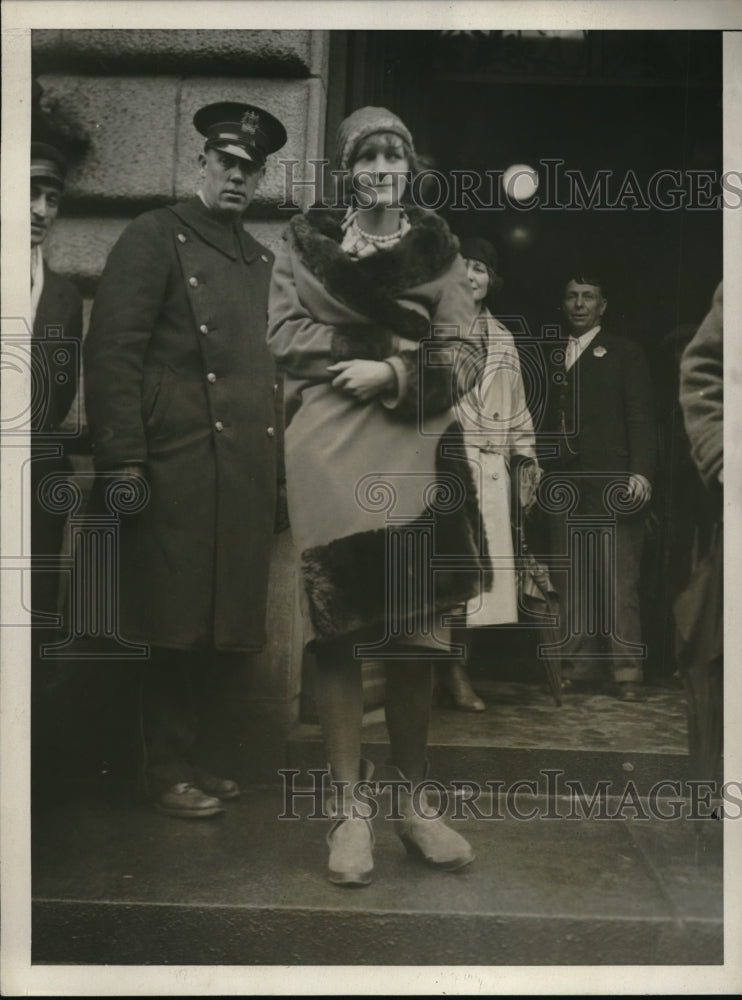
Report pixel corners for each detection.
[267,107,487,887]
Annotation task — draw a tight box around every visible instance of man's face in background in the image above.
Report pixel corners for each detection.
[562,280,607,335]
[31,179,62,248]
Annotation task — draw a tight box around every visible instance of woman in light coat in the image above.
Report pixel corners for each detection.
[267,107,487,887]
[439,237,540,711]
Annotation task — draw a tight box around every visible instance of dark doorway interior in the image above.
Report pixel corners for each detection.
[329,29,722,337]
[326,29,723,682]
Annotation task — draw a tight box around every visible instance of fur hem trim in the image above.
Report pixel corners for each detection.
[299,422,491,643]
[390,348,461,420]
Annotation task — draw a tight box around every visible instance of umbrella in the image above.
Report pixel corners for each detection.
[515,534,563,707]
[510,457,563,706]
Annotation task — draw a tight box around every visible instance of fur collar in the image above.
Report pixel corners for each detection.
[288,206,460,340]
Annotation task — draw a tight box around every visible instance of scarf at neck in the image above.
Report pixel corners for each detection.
[340,207,411,259]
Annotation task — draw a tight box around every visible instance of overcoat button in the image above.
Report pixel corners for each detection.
[273,383,278,392]
[199,324,208,335]
[189,276,198,287]
[215,420,224,432]
[491,473,499,480]
[207,372,216,383]
[492,412,499,418]
[177,233,187,243]
[266,426,275,437]
[261,254,270,263]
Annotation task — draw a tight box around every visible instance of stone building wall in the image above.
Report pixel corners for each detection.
[35,29,329,293]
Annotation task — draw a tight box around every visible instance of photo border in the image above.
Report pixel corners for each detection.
[2,2,741,995]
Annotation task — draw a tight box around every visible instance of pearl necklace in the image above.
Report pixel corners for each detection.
[349,214,408,245]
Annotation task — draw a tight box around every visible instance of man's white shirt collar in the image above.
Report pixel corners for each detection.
[566,325,601,370]
[31,245,44,326]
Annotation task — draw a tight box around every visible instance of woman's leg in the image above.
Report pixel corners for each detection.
[384,658,433,782]
[313,641,373,887]
[313,641,364,785]
[384,657,474,871]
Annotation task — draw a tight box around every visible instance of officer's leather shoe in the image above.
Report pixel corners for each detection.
[195,770,241,800]
[154,782,224,818]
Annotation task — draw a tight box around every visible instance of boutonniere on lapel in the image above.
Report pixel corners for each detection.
[593,345,608,358]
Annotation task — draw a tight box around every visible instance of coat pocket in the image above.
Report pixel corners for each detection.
[142,366,177,435]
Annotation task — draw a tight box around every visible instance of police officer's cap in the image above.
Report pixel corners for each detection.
[193,102,287,167]
[31,140,67,188]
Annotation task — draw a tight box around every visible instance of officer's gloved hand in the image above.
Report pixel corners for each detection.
[91,463,148,517]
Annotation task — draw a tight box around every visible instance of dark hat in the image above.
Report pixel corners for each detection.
[193,102,287,166]
[459,236,500,274]
[31,140,67,188]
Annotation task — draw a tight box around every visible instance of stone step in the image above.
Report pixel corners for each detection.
[288,682,691,795]
[32,785,722,966]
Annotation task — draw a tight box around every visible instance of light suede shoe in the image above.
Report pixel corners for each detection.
[387,763,474,871]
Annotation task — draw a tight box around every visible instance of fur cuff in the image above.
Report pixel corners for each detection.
[387,349,461,421]
[330,324,396,363]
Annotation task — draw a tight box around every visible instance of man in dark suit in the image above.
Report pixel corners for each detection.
[541,274,656,700]
[30,139,84,800]
[30,140,83,626]
[84,103,287,818]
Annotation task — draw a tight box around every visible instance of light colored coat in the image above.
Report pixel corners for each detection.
[459,309,537,625]
[267,207,489,648]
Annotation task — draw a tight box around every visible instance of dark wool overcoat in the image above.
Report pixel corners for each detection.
[679,282,723,490]
[33,264,83,436]
[266,206,491,649]
[32,265,83,614]
[84,197,278,651]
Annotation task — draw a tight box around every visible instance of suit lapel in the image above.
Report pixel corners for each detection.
[572,329,606,376]
[236,223,261,265]
[34,265,64,337]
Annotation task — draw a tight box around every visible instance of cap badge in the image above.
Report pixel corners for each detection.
[240,110,260,135]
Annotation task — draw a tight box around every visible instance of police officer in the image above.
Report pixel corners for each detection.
[84,103,287,818]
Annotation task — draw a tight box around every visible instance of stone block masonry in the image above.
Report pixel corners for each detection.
[32,29,322,77]
[33,29,330,287]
